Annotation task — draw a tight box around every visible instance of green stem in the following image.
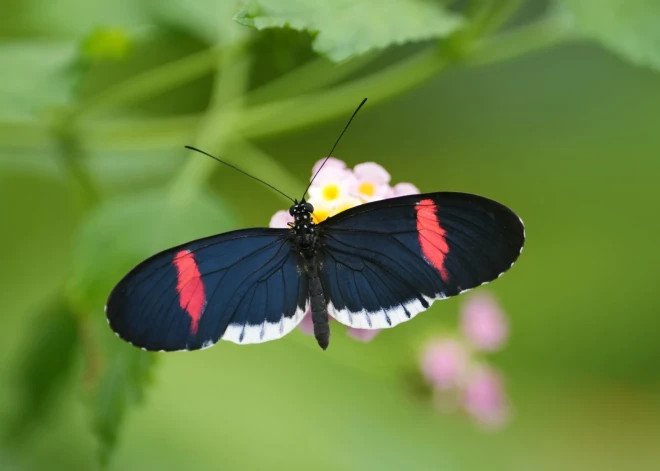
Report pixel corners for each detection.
[81,48,445,147]
[43,41,377,159]
[246,51,380,105]
[0,119,51,149]
[170,37,250,204]
[74,50,375,150]
[238,47,448,139]
[448,0,525,60]
[464,12,571,66]
[81,115,201,151]
[228,139,304,201]
[67,47,224,121]
[53,128,100,208]
[64,40,376,125]
[475,0,526,36]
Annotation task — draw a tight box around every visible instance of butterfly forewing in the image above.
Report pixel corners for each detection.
[106,228,308,351]
[316,192,524,329]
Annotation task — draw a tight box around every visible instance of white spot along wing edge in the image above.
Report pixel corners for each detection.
[221,301,310,345]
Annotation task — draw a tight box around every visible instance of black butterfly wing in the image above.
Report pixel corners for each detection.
[316,192,524,329]
[106,228,308,351]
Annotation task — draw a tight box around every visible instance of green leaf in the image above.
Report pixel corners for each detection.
[234,0,464,62]
[5,299,79,443]
[92,345,155,466]
[67,189,236,314]
[560,0,660,71]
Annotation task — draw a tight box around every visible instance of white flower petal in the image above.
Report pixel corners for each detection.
[311,157,347,177]
[354,162,391,185]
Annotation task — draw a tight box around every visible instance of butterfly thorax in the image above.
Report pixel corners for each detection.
[290,201,318,251]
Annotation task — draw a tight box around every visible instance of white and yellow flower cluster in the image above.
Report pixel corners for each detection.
[270,156,420,228]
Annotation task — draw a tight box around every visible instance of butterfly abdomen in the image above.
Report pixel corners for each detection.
[305,256,329,350]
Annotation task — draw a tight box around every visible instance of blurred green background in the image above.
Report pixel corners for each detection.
[1,1,659,470]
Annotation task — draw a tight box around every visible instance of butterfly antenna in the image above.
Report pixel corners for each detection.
[185,146,296,203]
[301,98,368,201]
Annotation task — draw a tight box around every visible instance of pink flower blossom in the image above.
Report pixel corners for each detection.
[392,182,420,197]
[460,293,508,352]
[420,339,468,390]
[297,310,315,336]
[311,156,347,176]
[298,310,379,342]
[463,366,509,429]
[351,162,393,202]
[297,310,335,337]
[310,164,354,187]
[346,327,380,342]
[269,210,293,228]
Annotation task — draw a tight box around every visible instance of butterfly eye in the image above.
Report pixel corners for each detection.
[303,202,314,213]
[289,206,295,216]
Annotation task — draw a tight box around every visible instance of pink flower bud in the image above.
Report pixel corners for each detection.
[420,339,468,390]
[269,210,293,229]
[297,309,315,336]
[346,327,380,342]
[460,293,508,352]
[392,182,420,196]
[463,366,509,429]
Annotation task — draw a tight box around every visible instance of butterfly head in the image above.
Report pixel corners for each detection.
[289,200,314,216]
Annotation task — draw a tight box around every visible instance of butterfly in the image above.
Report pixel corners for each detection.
[106,100,525,352]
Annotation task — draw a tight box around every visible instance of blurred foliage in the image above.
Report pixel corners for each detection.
[235,0,464,61]
[91,345,155,467]
[1,0,660,470]
[81,27,133,63]
[4,299,80,442]
[559,0,660,71]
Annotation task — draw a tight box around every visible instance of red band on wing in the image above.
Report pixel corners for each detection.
[173,250,206,334]
[415,199,450,281]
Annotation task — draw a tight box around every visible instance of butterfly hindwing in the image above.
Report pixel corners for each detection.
[106,228,308,351]
[317,192,525,329]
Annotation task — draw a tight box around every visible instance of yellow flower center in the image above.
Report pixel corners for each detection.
[312,209,330,224]
[322,184,340,201]
[358,182,375,197]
